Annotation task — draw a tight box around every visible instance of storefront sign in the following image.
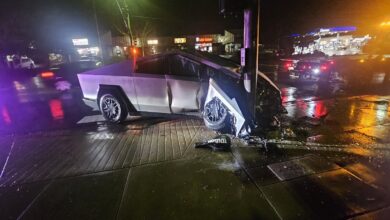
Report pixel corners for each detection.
[174,38,187,44]
[147,40,159,45]
[72,38,89,46]
[196,37,213,43]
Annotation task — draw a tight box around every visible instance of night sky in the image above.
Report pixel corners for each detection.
[0,0,389,48]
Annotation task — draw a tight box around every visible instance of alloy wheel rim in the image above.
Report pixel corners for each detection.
[101,96,121,121]
[204,98,227,123]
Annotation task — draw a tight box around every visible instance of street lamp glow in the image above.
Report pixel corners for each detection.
[380,21,390,27]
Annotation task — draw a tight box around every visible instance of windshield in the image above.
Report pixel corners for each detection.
[0,1,389,220]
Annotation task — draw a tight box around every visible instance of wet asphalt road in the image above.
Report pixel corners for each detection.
[1,70,389,138]
[0,69,390,219]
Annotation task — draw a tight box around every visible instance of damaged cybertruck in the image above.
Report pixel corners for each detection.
[78,51,284,137]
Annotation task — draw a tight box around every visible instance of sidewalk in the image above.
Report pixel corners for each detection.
[0,116,389,219]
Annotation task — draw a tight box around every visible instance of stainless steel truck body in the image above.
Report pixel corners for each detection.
[78,51,283,136]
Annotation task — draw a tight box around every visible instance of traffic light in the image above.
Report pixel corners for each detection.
[132,47,138,56]
[126,47,139,58]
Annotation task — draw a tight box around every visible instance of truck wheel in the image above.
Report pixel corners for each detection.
[99,93,128,124]
[203,97,231,132]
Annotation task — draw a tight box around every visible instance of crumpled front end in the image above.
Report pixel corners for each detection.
[204,79,247,136]
[254,72,285,132]
[203,71,284,137]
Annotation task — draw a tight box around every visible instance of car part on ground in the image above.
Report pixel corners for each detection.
[194,134,232,151]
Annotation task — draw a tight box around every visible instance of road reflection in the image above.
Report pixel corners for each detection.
[0,71,389,140]
[49,99,65,120]
[1,106,11,125]
[0,76,90,134]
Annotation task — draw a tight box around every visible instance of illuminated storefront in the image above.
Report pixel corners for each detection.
[292,27,371,56]
[106,30,241,57]
[174,38,187,44]
[195,36,214,52]
[72,38,101,59]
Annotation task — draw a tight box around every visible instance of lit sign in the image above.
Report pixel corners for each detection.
[147,40,159,45]
[196,37,213,43]
[77,47,100,56]
[174,38,187,44]
[72,38,89,46]
[319,29,330,33]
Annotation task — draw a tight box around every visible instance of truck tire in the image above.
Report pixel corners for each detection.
[203,97,231,132]
[99,92,128,124]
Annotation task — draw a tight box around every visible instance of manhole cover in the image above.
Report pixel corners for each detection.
[267,155,340,181]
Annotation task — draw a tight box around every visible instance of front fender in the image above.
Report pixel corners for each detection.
[204,79,246,136]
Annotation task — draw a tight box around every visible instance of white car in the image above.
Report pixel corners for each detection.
[13,57,35,69]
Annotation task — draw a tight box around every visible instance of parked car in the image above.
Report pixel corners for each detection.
[39,60,102,91]
[13,57,35,69]
[278,58,299,79]
[78,51,284,137]
[289,58,336,82]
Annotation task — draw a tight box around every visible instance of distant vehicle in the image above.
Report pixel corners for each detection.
[289,58,336,82]
[278,59,299,79]
[39,60,102,91]
[13,57,35,69]
[78,51,284,137]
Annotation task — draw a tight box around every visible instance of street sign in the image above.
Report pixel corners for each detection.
[72,38,89,46]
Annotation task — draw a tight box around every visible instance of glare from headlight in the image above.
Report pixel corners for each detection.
[313,68,320,74]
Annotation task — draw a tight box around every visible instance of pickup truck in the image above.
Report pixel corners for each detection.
[78,51,283,137]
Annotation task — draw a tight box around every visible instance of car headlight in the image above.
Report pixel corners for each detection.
[313,68,320,74]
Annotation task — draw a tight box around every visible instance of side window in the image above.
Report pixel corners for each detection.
[170,55,200,77]
[136,57,167,75]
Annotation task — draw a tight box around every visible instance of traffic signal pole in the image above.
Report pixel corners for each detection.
[242,0,260,120]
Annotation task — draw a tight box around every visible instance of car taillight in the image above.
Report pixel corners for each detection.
[284,62,293,68]
[41,71,55,79]
[320,65,328,71]
[329,60,335,65]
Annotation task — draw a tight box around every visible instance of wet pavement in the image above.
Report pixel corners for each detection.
[0,71,390,219]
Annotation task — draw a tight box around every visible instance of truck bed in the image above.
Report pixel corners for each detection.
[78,61,135,101]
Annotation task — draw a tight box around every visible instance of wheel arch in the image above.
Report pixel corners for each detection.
[97,85,137,113]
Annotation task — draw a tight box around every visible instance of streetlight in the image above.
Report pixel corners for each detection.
[380,21,390,27]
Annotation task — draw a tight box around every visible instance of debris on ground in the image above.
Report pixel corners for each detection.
[195,134,232,151]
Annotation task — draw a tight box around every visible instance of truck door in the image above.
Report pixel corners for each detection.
[166,55,202,113]
[133,57,170,113]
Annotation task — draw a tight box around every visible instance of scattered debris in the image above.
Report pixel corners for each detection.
[195,134,232,151]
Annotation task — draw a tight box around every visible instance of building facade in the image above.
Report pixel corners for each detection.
[104,30,242,59]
